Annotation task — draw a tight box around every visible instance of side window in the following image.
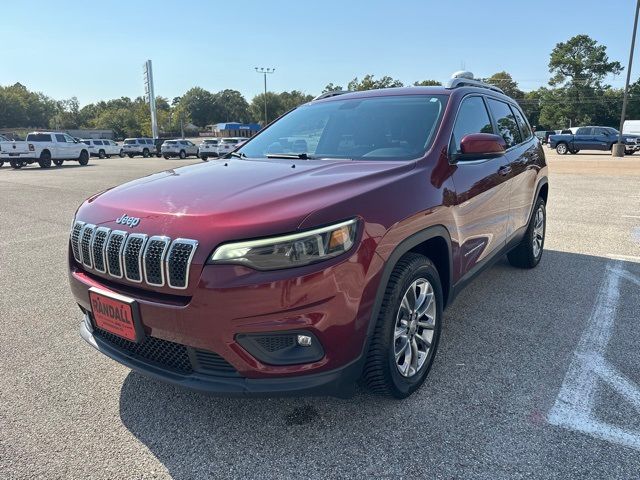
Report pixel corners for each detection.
[94,140,103,145]
[487,98,521,148]
[512,106,532,140]
[576,127,591,135]
[55,134,66,142]
[593,127,607,136]
[451,96,494,154]
[64,134,75,143]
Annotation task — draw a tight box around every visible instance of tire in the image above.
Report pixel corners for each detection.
[53,159,63,166]
[38,151,52,168]
[201,156,208,162]
[163,155,170,159]
[569,148,579,154]
[364,253,443,399]
[0,161,3,168]
[555,143,568,155]
[106,154,111,159]
[142,148,149,158]
[507,197,546,269]
[179,150,186,159]
[9,160,22,169]
[98,149,106,159]
[625,150,635,155]
[119,150,125,158]
[128,154,134,158]
[78,150,89,166]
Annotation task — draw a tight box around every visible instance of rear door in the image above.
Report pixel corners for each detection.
[450,95,511,276]
[574,127,593,150]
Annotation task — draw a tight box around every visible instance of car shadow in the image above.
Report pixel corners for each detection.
[118,249,640,478]
[1,163,96,171]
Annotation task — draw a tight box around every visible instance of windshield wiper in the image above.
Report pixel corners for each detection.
[265,153,315,160]
[229,151,246,158]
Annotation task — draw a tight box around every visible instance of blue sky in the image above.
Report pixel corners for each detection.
[1,0,637,106]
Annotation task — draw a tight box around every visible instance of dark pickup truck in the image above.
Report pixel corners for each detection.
[549,126,640,155]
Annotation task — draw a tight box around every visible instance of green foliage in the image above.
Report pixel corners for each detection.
[483,72,524,99]
[413,80,441,86]
[322,83,343,93]
[347,74,404,91]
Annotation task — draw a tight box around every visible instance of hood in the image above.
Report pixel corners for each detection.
[77,157,412,250]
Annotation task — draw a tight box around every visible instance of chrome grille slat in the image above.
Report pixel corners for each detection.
[123,234,148,283]
[106,230,127,278]
[92,227,111,273]
[143,236,170,287]
[71,221,197,290]
[166,239,198,290]
[80,224,96,269]
[70,221,85,263]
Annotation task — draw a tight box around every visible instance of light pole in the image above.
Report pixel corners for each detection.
[255,67,275,126]
[614,0,640,157]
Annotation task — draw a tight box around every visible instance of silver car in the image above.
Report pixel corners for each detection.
[161,140,199,159]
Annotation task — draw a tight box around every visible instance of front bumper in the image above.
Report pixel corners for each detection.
[80,318,360,397]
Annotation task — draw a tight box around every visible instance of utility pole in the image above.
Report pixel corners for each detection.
[254,67,275,126]
[614,0,640,157]
[143,60,159,139]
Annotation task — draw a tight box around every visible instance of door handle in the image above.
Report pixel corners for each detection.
[498,166,512,176]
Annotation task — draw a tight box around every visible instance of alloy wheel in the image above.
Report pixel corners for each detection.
[532,206,545,258]
[394,278,436,378]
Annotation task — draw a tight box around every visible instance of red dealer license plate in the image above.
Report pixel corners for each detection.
[89,287,141,342]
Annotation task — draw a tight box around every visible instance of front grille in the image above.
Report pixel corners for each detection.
[71,221,198,290]
[256,335,296,352]
[93,326,239,377]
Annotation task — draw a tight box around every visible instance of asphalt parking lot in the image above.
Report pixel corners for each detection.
[1,150,639,479]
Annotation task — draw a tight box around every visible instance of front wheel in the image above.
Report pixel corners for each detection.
[163,155,170,159]
[555,143,568,155]
[364,253,442,399]
[508,197,546,269]
[142,148,150,158]
[98,149,106,159]
[625,150,635,155]
[201,156,208,162]
[78,150,89,166]
[119,150,125,158]
[179,150,186,159]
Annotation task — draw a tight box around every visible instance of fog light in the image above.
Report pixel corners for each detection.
[297,334,312,347]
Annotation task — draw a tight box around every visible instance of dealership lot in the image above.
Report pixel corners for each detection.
[1,152,639,478]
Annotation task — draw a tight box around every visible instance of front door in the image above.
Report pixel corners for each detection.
[450,95,512,278]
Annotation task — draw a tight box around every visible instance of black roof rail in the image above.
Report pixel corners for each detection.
[312,90,351,101]
[445,77,504,94]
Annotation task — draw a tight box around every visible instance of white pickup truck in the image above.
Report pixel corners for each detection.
[0,131,91,169]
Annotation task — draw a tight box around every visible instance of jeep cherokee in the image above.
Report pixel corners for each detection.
[69,72,548,399]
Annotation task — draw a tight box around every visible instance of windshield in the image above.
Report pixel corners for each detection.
[204,140,218,144]
[239,95,447,160]
[222,139,239,144]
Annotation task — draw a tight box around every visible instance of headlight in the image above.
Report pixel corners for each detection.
[209,218,358,270]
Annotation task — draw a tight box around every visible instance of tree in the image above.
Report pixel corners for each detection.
[347,74,404,91]
[213,89,250,123]
[322,83,343,93]
[483,72,523,99]
[413,79,441,86]
[177,87,216,127]
[249,92,284,124]
[547,35,622,127]
[279,90,314,112]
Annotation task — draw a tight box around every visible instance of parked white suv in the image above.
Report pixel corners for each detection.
[161,139,199,159]
[0,131,90,169]
[198,138,220,160]
[217,137,248,157]
[82,139,123,158]
[122,138,155,158]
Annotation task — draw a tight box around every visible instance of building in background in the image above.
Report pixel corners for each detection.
[206,122,261,138]
[65,129,114,139]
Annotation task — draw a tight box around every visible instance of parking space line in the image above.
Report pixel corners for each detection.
[548,261,640,451]
[606,254,640,263]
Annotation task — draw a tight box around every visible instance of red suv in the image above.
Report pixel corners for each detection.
[69,73,547,399]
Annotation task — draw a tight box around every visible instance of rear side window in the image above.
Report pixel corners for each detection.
[451,96,493,153]
[27,133,53,142]
[94,140,103,145]
[486,98,521,148]
[512,107,532,140]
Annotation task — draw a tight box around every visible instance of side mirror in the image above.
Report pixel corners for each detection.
[454,133,506,162]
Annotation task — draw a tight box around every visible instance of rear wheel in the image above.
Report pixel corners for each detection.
[625,149,635,155]
[78,150,89,166]
[98,149,106,159]
[201,155,208,161]
[569,148,579,154]
[0,161,3,168]
[508,197,546,269]
[38,151,52,168]
[127,154,134,158]
[119,150,125,158]
[53,159,63,166]
[142,148,150,158]
[364,253,442,398]
[555,142,568,155]
[163,155,170,159]
[9,160,23,169]
[179,150,186,159]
